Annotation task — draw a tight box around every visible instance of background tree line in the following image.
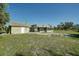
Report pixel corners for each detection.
[54,22,79,32]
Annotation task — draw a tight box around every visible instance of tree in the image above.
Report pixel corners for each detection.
[74,24,79,32]
[64,22,74,30]
[44,27,47,32]
[30,24,37,32]
[57,22,65,30]
[0,3,10,32]
[57,22,74,30]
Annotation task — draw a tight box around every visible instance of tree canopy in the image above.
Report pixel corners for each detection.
[53,21,79,32]
[56,22,74,30]
[0,3,10,32]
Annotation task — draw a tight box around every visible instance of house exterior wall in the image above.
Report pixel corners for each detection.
[21,27,25,33]
[25,28,30,33]
[11,27,29,34]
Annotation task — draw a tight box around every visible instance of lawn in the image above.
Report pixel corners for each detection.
[53,30,79,34]
[0,33,79,56]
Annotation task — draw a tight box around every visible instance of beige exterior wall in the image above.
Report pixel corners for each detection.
[11,27,29,34]
[25,28,30,33]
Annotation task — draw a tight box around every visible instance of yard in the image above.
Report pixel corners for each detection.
[53,30,79,34]
[0,32,79,56]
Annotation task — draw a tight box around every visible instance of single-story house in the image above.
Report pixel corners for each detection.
[7,22,30,34]
[7,23,53,34]
[30,24,53,32]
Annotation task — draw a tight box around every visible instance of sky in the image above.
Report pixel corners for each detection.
[7,3,79,26]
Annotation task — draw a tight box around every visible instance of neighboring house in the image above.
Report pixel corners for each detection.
[7,22,30,34]
[30,24,53,32]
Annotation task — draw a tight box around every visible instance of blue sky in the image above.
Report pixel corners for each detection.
[7,3,79,26]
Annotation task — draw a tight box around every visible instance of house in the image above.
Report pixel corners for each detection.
[30,24,53,32]
[7,23,53,34]
[7,22,30,34]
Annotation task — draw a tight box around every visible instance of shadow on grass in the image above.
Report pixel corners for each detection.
[64,34,79,38]
[15,52,24,56]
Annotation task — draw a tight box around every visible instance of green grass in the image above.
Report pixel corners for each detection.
[0,33,79,56]
[53,30,79,34]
